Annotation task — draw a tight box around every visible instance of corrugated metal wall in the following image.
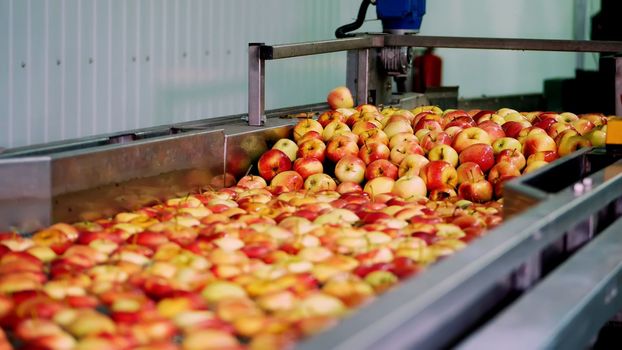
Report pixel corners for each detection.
[1,0,373,149]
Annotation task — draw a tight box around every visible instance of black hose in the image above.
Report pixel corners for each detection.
[335,0,373,38]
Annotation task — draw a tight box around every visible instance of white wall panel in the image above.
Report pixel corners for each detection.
[2,0,581,149]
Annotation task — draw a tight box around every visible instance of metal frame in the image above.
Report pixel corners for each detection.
[298,153,622,350]
[459,215,622,349]
[248,34,622,125]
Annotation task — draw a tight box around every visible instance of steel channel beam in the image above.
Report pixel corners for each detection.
[259,36,383,60]
[298,159,622,350]
[458,216,622,350]
[384,35,622,53]
[248,43,266,126]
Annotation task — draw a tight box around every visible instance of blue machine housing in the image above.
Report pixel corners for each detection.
[376,0,426,33]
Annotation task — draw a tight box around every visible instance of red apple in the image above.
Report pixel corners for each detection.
[293,119,323,143]
[526,150,558,165]
[359,142,390,165]
[458,180,493,203]
[523,132,557,157]
[297,139,326,162]
[326,135,359,163]
[322,121,351,142]
[296,130,323,145]
[420,131,452,153]
[488,162,521,183]
[459,144,495,171]
[358,128,389,146]
[496,149,527,170]
[477,120,506,142]
[335,155,366,184]
[456,161,485,185]
[419,161,458,191]
[327,86,354,109]
[452,127,492,153]
[318,110,346,127]
[502,121,529,138]
[293,157,324,180]
[337,182,363,194]
[237,175,268,189]
[258,149,292,182]
[365,159,399,181]
[389,141,424,165]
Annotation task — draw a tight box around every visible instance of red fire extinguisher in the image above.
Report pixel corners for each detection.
[414,48,442,92]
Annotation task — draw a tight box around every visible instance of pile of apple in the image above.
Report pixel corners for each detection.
[0,87,608,350]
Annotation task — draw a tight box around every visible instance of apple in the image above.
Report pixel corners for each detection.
[585,128,606,147]
[237,175,268,189]
[383,120,413,139]
[293,157,324,180]
[336,182,363,194]
[358,128,389,146]
[419,160,458,191]
[472,110,496,123]
[334,155,366,184]
[492,137,522,154]
[571,119,595,135]
[428,186,458,201]
[477,120,506,142]
[502,121,530,138]
[412,105,443,116]
[496,149,527,170]
[322,121,351,142]
[456,162,485,185]
[389,141,424,165]
[559,112,579,123]
[297,139,326,162]
[503,113,526,123]
[357,104,379,113]
[389,132,418,149]
[488,162,521,183]
[364,177,396,196]
[458,180,493,203]
[579,113,607,127]
[304,174,337,192]
[523,132,557,157]
[359,142,391,165]
[452,127,492,153]
[297,130,323,145]
[258,149,292,182]
[293,119,323,143]
[444,116,475,130]
[413,118,443,133]
[326,135,359,163]
[428,145,459,167]
[526,150,557,164]
[523,160,549,174]
[492,175,517,198]
[557,135,591,157]
[533,117,558,131]
[546,122,574,139]
[497,108,519,117]
[380,115,410,128]
[318,110,346,127]
[420,131,452,153]
[392,175,427,200]
[459,144,495,171]
[365,160,398,180]
[352,121,380,135]
[398,154,429,177]
[272,138,299,162]
[327,86,354,109]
